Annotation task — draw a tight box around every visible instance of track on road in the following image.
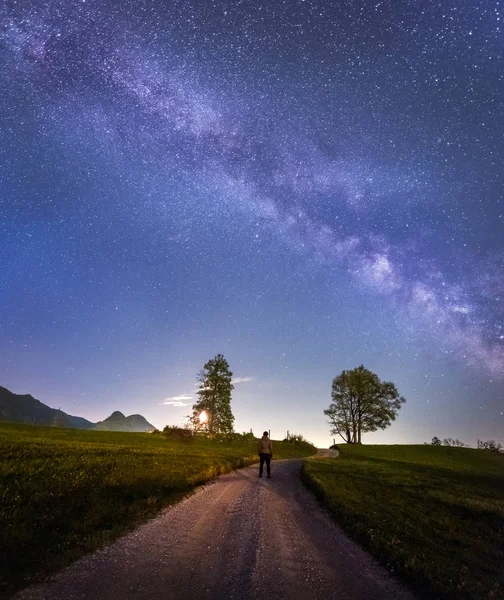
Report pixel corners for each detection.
[16,451,415,600]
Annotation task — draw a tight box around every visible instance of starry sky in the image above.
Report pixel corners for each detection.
[1,0,502,447]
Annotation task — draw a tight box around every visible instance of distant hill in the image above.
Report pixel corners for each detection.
[0,386,95,429]
[0,386,154,432]
[95,410,155,432]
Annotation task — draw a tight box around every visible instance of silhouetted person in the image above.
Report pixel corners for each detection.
[258,431,273,478]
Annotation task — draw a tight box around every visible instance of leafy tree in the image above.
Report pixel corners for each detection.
[442,437,467,447]
[324,365,405,444]
[191,354,234,435]
[477,439,503,453]
[429,437,468,447]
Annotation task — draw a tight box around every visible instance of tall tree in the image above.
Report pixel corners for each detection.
[324,365,405,444]
[191,354,234,435]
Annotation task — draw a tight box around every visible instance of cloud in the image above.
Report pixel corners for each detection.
[190,377,254,393]
[163,394,192,407]
[232,377,254,384]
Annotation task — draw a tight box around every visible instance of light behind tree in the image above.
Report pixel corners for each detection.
[191,354,234,435]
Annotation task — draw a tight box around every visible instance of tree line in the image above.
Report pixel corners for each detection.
[165,355,498,450]
[164,355,407,443]
[429,436,503,453]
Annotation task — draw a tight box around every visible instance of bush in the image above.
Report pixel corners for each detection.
[162,425,193,440]
[283,433,304,444]
[282,433,316,451]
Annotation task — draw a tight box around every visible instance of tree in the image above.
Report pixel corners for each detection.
[477,439,503,453]
[191,354,234,435]
[442,437,467,447]
[324,365,405,444]
[431,436,442,446]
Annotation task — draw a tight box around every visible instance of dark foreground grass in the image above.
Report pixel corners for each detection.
[0,422,314,597]
[302,444,504,600]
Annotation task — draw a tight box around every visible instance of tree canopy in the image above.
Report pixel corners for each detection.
[324,365,405,444]
[191,354,234,435]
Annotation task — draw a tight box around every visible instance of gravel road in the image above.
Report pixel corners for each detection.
[16,451,415,600]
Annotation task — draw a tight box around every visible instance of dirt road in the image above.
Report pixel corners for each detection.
[16,452,415,600]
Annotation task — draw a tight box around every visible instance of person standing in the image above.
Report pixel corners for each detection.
[258,431,273,478]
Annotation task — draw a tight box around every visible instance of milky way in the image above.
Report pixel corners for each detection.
[1,1,502,443]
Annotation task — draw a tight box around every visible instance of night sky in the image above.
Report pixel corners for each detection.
[1,0,502,447]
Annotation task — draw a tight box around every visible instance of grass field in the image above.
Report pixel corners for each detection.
[302,444,504,600]
[0,422,315,596]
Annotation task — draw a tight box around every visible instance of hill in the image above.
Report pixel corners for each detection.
[0,386,94,429]
[95,410,155,432]
[303,444,504,600]
[0,386,154,432]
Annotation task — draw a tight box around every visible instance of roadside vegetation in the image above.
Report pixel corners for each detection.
[0,422,315,596]
[303,444,504,600]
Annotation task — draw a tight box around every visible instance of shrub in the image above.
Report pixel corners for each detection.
[282,433,316,451]
[283,433,304,444]
[162,425,193,440]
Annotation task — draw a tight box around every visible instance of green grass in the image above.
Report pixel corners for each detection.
[0,422,315,596]
[302,444,504,600]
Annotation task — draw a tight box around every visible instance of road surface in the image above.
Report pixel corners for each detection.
[16,451,415,600]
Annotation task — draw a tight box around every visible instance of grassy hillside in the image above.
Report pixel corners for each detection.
[0,422,315,596]
[302,444,504,600]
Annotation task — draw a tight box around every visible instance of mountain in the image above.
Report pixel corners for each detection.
[0,386,154,432]
[95,411,156,432]
[0,386,95,429]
